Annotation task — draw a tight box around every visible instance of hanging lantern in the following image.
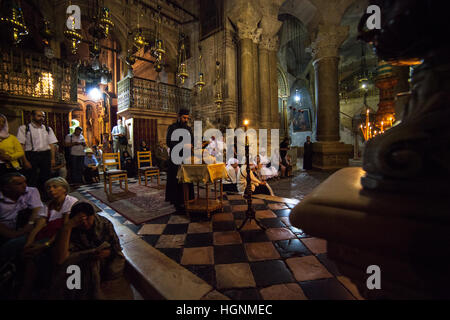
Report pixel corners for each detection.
[89,38,101,57]
[177,63,188,84]
[214,91,223,107]
[154,60,163,73]
[133,28,148,49]
[195,48,205,92]
[214,61,223,106]
[177,39,188,84]
[154,39,166,60]
[0,0,29,45]
[64,29,83,54]
[195,73,205,92]
[99,7,114,38]
[64,14,82,54]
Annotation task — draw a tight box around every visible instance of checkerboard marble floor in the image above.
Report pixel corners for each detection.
[76,176,363,300]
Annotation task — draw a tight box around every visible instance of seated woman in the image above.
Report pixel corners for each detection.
[237,162,274,196]
[84,148,100,183]
[258,149,278,180]
[223,158,239,193]
[52,202,125,299]
[122,151,135,177]
[0,113,24,176]
[19,177,78,298]
[139,140,149,152]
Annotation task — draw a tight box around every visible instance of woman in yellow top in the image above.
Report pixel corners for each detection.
[0,113,25,176]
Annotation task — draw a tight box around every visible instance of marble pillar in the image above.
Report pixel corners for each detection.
[310,25,353,169]
[259,43,271,129]
[269,49,279,130]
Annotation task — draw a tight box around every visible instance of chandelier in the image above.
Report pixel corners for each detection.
[0,0,29,45]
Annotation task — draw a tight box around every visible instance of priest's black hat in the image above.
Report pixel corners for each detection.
[178,108,190,116]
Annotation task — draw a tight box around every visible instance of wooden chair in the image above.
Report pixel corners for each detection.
[137,151,160,186]
[103,152,128,195]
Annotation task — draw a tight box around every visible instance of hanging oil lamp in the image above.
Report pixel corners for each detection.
[64,15,83,54]
[99,7,114,39]
[0,0,29,45]
[133,28,148,49]
[195,48,205,92]
[177,40,188,84]
[214,61,223,106]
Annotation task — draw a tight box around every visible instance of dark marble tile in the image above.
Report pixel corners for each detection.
[185,265,216,287]
[141,235,160,246]
[157,248,183,263]
[146,215,171,224]
[222,206,232,213]
[113,215,127,224]
[316,253,342,277]
[253,204,268,210]
[273,239,312,259]
[125,223,142,233]
[273,209,292,217]
[250,260,295,287]
[232,211,245,220]
[229,200,247,206]
[162,223,189,235]
[223,288,261,300]
[189,213,210,222]
[214,244,248,264]
[259,218,284,228]
[213,221,236,232]
[299,278,354,300]
[239,230,270,243]
[184,233,213,248]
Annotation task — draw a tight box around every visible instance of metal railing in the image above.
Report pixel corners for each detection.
[118,76,191,113]
[0,49,77,102]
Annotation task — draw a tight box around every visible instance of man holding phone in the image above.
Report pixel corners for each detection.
[64,127,86,185]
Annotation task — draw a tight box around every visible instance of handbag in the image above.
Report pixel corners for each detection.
[35,208,64,241]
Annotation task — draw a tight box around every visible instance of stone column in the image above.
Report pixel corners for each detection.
[252,37,261,126]
[259,40,271,129]
[259,15,282,130]
[310,25,353,169]
[269,48,280,129]
[229,2,262,128]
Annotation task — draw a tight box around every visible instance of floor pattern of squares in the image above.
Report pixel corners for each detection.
[77,175,363,300]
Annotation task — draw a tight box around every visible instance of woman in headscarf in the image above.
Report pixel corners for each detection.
[0,114,24,176]
[18,177,78,298]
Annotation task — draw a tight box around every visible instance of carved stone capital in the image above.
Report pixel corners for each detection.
[260,34,279,51]
[310,25,349,61]
[259,15,282,50]
[229,1,262,41]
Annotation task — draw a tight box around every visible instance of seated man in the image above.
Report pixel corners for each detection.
[153,140,169,171]
[83,148,100,183]
[223,158,239,193]
[52,202,125,299]
[0,172,43,265]
[237,162,274,196]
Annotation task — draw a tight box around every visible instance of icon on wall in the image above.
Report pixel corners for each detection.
[292,108,312,132]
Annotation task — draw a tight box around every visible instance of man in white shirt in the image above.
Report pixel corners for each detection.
[16,111,58,190]
[65,126,86,184]
[0,172,43,264]
[111,119,127,154]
